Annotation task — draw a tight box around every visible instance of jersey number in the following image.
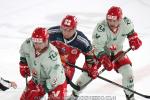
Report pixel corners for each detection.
[49,50,57,61]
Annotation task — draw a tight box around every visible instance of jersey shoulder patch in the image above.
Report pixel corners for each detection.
[93,22,106,39]
[122,17,134,33]
[96,23,105,32]
[25,38,31,44]
[123,17,132,25]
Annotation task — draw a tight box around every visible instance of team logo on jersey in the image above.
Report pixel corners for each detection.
[124,17,131,25]
[97,25,105,32]
[52,91,60,97]
[26,39,30,44]
[64,19,72,26]
[109,44,117,51]
[96,33,101,38]
[61,47,67,54]
[49,50,58,61]
[71,49,78,54]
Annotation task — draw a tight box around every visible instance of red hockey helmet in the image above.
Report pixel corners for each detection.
[61,15,77,30]
[32,27,49,43]
[107,6,123,20]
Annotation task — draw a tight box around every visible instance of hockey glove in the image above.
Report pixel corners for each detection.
[99,54,113,71]
[128,32,142,50]
[19,63,30,78]
[83,63,98,79]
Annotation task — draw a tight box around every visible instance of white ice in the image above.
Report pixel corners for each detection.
[0,0,150,100]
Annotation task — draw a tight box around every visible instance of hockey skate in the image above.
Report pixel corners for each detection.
[125,93,135,100]
[67,91,79,100]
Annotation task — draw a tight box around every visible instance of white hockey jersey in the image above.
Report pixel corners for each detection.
[19,38,66,90]
[92,17,134,57]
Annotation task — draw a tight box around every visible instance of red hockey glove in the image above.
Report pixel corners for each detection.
[99,55,113,71]
[128,32,142,50]
[83,63,98,79]
[28,84,45,100]
[19,63,30,78]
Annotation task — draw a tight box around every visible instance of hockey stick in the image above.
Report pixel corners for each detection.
[67,48,132,90]
[25,75,28,88]
[67,63,150,99]
[66,76,80,90]
[78,68,105,91]
[79,47,132,90]
[97,76,150,99]
[67,48,150,99]
[112,47,132,63]
[25,75,28,100]
[67,62,106,91]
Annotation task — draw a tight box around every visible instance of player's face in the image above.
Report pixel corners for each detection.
[33,40,48,51]
[107,19,121,29]
[61,26,76,39]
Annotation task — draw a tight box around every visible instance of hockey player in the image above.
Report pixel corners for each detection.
[0,76,17,91]
[92,6,142,100]
[19,27,66,100]
[48,15,98,97]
